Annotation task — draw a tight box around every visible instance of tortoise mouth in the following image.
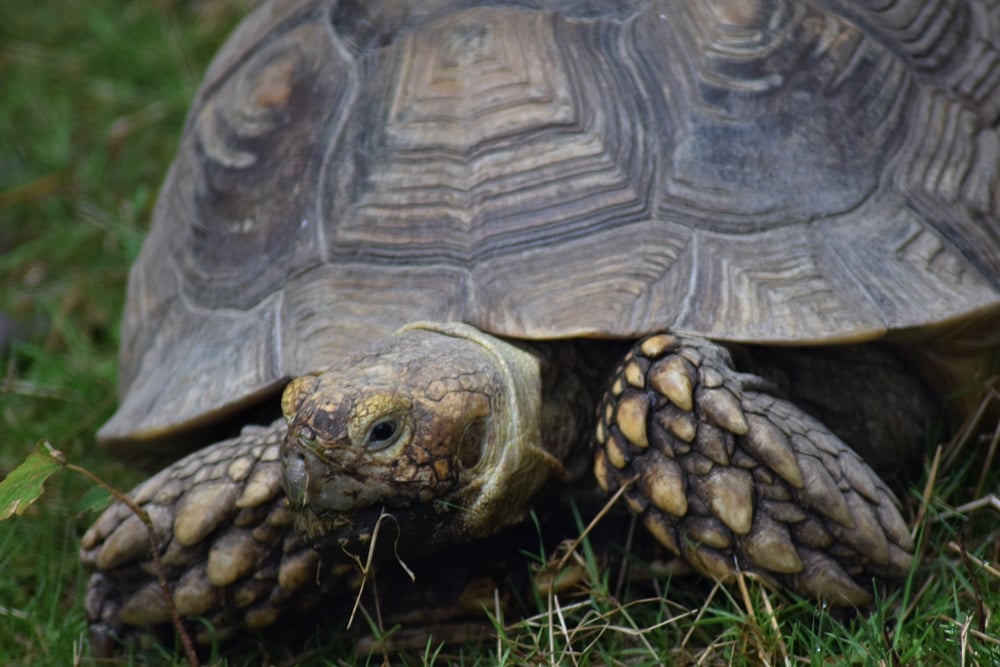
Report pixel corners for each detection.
[289,498,466,561]
[279,420,470,560]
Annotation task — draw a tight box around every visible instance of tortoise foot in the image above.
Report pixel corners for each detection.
[594,334,914,606]
[79,419,347,648]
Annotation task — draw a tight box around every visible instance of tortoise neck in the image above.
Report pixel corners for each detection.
[516,338,629,483]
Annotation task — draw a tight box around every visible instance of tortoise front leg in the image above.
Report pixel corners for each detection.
[80,419,347,650]
[593,334,914,605]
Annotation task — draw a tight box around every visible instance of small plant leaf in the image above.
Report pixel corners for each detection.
[0,441,65,520]
[74,485,112,514]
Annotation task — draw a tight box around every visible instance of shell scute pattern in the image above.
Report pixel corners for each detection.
[103,0,1000,445]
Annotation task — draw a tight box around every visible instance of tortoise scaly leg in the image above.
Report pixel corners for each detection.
[80,419,348,649]
[593,334,914,605]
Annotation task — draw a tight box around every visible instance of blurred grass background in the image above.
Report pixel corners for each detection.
[0,1,247,662]
[2,1,999,665]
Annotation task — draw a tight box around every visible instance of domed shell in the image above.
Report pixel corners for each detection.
[100,0,1000,451]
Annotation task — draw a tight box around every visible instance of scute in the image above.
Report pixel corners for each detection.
[102,0,1000,447]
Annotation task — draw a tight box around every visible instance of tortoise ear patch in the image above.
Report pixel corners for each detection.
[458,415,488,470]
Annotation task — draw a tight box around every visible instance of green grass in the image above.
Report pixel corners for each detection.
[0,1,246,663]
[2,1,999,665]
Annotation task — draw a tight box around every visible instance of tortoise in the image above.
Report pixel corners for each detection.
[81,0,1000,650]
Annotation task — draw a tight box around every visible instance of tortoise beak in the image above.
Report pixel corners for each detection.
[280,436,313,510]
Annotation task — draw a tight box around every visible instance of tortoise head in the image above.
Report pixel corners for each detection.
[279,322,558,557]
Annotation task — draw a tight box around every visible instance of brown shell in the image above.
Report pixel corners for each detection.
[100,0,1000,446]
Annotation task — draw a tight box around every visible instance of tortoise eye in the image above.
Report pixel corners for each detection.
[366,417,401,450]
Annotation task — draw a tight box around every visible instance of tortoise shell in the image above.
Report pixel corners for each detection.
[100,0,1000,449]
